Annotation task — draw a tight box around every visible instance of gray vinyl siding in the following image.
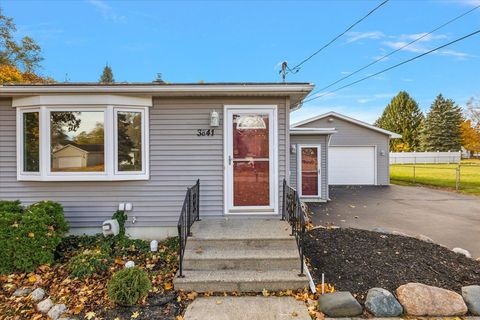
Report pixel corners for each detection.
[297,116,390,185]
[289,135,328,201]
[0,97,288,228]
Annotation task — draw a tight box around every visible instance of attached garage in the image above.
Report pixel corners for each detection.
[291,111,401,188]
[328,146,376,185]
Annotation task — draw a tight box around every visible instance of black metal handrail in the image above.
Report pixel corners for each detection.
[282,179,306,276]
[177,179,200,278]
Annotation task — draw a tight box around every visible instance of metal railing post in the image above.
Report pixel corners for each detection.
[413,165,416,184]
[282,179,286,220]
[187,188,192,236]
[197,179,201,221]
[177,223,184,278]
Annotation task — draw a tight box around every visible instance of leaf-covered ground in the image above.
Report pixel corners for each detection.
[0,235,189,320]
[305,227,480,303]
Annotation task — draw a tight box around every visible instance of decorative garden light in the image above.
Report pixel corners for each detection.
[150,240,158,252]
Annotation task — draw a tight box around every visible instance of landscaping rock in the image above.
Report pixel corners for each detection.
[391,230,409,237]
[365,287,403,317]
[37,298,54,313]
[30,288,45,302]
[396,283,467,316]
[462,285,480,315]
[319,291,363,317]
[47,304,67,320]
[452,247,472,258]
[415,234,434,243]
[372,227,389,234]
[13,287,32,297]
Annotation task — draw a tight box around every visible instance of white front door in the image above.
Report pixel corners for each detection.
[297,145,321,197]
[225,106,277,214]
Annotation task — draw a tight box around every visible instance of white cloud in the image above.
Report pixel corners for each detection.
[439,49,476,59]
[87,0,126,23]
[346,31,385,43]
[398,33,448,42]
[454,0,480,6]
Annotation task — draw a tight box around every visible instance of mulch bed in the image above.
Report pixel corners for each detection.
[305,227,480,302]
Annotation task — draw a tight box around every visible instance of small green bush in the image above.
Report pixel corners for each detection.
[0,200,68,274]
[67,249,110,279]
[107,267,152,306]
[0,200,24,213]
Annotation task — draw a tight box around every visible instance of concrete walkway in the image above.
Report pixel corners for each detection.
[183,296,311,320]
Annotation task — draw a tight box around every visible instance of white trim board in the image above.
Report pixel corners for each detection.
[292,111,401,139]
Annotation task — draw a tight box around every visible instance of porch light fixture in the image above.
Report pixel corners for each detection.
[291,144,297,154]
[210,110,219,127]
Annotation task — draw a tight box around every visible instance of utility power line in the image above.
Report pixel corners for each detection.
[287,0,389,74]
[308,4,480,95]
[303,28,480,103]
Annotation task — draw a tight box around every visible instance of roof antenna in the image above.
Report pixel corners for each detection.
[64,73,70,83]
[280,61,288,82]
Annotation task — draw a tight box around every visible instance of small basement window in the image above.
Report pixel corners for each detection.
[15,95,150,181]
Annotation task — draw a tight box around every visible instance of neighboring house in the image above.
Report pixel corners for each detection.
[0,82,313,238]
[290,111,401,202]
[52,143,104,170]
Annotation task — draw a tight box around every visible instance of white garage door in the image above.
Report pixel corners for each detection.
[58,157,83,169]
[328,146,376,185]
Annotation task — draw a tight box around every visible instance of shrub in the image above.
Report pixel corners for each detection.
[67,249,110,279]
[107,267,152,306]
[0,200,68,274]
[0,200,24,214]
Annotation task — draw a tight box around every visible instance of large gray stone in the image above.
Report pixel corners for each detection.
[319,291,363,317]
[30,288,45,302]
[462,285,480,315]
[37,298,54,313]
[365,288,403,317]
[12,287,32,297]
[396,283,467,316]
[47,304,67,320]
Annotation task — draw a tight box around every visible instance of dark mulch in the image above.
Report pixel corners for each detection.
[97,292,187,320]
[305,227,480,302]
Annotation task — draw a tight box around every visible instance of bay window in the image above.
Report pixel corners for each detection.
[17,103,149,181]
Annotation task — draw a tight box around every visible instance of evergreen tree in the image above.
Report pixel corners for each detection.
[99,64,114,83]
[374,91,424,151]
[420,94,463,151]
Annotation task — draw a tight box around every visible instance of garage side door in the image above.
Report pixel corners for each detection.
[328,146,376,185]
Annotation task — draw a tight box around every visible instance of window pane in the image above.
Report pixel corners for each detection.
[301,147,318,196]
[23,112,40,172]
[233,161,269,206]
[50,111,105,172]
[117,111,142,172]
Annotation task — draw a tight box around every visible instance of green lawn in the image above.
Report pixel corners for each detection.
[390,159,480,196]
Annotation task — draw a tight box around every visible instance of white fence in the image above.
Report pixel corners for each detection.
[390,151,461,164]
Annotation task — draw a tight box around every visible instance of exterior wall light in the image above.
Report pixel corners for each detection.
[210,110,219,127]
[291,144,297,154]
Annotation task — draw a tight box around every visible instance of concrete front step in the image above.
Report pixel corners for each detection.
[183,248,300,271]
[173,269,309,292]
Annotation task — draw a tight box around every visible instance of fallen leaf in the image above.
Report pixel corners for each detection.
[215,300,222,305]
[292,311,298,317]
[28,274,37,283]
[164,283,173,290]
[262,288,269,297]
[131,311,140,318]
[85,311,96,319]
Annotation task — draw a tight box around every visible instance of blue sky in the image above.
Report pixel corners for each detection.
[3,0,480,124]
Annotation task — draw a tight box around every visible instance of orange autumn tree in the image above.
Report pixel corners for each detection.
[0,7,54,84]
[461,119,480,156]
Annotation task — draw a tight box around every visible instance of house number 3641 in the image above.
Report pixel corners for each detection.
[197,129,215,136]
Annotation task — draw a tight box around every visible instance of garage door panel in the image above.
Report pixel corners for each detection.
[328,146,375,185]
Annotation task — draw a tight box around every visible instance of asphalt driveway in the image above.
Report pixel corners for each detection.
[309,185,480,258]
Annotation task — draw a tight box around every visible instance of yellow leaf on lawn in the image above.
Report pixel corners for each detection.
[115,258,124,265]
[85,311,96,320]
[28,232,35,238]
[164,283,173,290]
[131,311,140,318]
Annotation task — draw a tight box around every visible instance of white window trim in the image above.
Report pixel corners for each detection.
[297,144,322,198]
[16,105,150,181]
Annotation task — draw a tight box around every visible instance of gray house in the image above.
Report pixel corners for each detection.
[0,82,313,238]
[289,111,401,202]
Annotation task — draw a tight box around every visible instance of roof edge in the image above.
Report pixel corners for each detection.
[292,111,402,138]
